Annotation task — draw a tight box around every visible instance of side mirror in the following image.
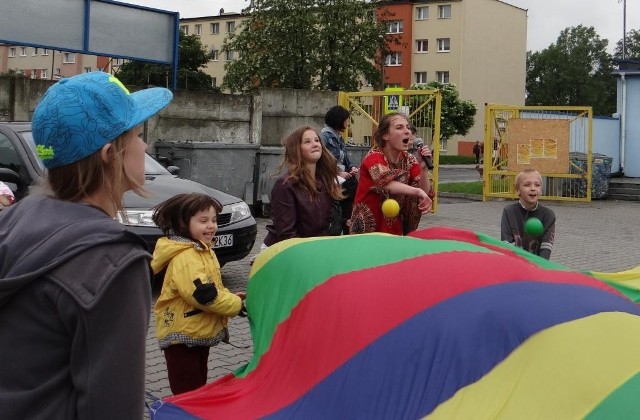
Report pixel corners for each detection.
[166,165,180,175]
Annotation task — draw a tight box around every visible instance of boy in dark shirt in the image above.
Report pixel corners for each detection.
[501,169,556,259]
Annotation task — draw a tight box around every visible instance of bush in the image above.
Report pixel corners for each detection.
[439,155,476,165]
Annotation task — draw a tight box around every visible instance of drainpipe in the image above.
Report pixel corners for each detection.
[620,72,626,174]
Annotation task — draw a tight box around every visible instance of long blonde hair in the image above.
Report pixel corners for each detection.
[276,126,344,201]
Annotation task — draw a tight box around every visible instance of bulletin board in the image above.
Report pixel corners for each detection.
[506,119,569,174]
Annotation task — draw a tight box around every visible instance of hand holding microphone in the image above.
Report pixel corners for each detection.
[413,138,434,170]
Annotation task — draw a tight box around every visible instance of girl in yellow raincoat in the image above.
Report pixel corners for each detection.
[151,193,245,395]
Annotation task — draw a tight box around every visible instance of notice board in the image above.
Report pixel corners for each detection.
[506,119,569,174]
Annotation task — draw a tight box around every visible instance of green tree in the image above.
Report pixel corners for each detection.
[526,25,615,115]
[407,82,476,141]
[614,29,640,60]
[222,0,394,92]
[115,32,215,91]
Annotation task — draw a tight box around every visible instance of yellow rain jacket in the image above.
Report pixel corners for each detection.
[152,236,243,349]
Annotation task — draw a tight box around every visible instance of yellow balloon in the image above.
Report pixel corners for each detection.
[381,198,400,218]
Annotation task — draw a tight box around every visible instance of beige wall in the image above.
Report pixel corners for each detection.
[458,0,527,144]
[1,46,107,79]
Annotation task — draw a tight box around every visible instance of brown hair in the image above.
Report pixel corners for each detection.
[373,112,409,148]
[276,126,344,201]
[152,193,223,238]
[514,168,542,189]
[47,132,141,214]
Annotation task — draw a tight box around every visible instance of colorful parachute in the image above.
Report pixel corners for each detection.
[149,227,640,419]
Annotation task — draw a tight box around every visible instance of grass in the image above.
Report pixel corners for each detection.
[437,181,483,195]
[439,155,476,165]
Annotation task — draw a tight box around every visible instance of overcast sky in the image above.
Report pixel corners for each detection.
[128,0,638,53]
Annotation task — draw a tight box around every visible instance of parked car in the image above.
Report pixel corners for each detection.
[0,122,257,269]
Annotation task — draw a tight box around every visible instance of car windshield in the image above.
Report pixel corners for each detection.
[145,154,172,175]
[22,131,45,172]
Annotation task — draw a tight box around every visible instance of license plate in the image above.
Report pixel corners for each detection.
[213,234,233,248]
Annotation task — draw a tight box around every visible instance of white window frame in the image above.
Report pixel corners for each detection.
[32,48,39,56]
[438,4,451,19]
[63,53,75,63]
[212,77,217,87]
[84,67,92,73]
[225,50,234,61]
[41,69,48,79]
[415,72,428,84]
[20,47,27,56]
[437,38,450,52]
[436,71,450,84]
[387,20,403,34]
[416,6,429,20]
[42,49,49,56]
[416,39,428,53]
[180,25,189,35]
[210,49,219,61]
[210,22,219,34]
[8,47,16,57]
[195,24,202,35]
[226,21,235,33]
[384,52,402,66]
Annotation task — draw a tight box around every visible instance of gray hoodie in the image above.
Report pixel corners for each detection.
[0,195,152,419]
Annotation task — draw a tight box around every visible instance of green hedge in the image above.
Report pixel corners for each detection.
[438,155,476,164]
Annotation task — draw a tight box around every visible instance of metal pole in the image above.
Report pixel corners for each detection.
[622,0,627,59]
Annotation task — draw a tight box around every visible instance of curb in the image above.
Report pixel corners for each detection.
[437,191,483,201]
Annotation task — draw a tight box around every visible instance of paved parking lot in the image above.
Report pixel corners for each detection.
[145,197,640,402]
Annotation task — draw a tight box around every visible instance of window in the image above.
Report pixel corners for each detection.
[41,69,48,79]
[387,20,403,34]
[416,6,429,20]
[226,21,235,33]
[438,5,451,19]
[416,39,428,53]
[440,138,448,152]
[415,72,427,84]
[31,71,37,79]
[42,49,49,56]
[84,67,92,73]
[180,25,189,35]
[63,53,75,63]
[212,77,217,87]
[384,52,402,66]
[437,38,450,52]
[210,49,219,61]
[225,50,234,61]
[363,135,372,146]
[195,24,202,35]
[436,71,450,84]
[32,48,39,56]
[55,68,61,76]
[20,47,27,56]
[210,22,219,34]
[8,48,15,57]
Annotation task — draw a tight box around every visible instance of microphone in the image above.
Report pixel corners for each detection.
[413,138,434,170]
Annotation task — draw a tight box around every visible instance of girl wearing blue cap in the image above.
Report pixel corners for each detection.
[0,72,173,419]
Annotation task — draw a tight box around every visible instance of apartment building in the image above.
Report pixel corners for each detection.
[381,0,527,152]
[178,11,243,89]
[0,45,113,79]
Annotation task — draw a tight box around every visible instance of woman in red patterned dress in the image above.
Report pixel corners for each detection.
[350,113,432,235]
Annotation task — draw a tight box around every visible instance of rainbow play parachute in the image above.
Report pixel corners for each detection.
[149,227,640,419]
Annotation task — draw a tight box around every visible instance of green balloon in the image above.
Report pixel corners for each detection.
[524,217,543,237]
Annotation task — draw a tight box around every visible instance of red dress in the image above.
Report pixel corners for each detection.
[350,148,423,235]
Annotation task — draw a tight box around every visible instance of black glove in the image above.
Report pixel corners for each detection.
[237,303,248,317]
[192,278,218,305]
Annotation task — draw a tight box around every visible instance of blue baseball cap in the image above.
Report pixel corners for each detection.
[32,71,173,169]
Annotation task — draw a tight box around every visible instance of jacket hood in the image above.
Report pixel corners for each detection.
[151,236,209,275]
[0,195,146,307]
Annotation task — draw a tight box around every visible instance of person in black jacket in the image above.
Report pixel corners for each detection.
[0,72,172,419]
[501,169,556,259]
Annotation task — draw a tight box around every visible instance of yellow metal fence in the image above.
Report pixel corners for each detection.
[483,104,593,202]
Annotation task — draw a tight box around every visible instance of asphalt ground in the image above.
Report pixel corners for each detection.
[144,196,640,408]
